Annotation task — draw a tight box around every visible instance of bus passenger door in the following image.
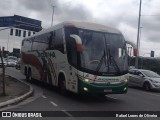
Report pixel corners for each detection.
[68,66,78,93]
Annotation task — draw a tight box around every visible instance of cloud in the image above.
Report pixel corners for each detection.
[55,3,92,22]
[0,0,160,56]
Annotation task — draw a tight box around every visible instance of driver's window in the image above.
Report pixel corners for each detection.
[118,48,126,58]
[67,38,77,66]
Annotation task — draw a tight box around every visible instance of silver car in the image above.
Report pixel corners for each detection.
[128,69,160,91]
[6,56,18,67]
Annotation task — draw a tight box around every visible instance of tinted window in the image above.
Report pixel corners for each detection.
[18,30,21,36]
[15,29,18,36]
[67,38,77,66]
[10,29,13,35]
[65,27,79,67]
[49,29,64,53]
[28,31,31,36]
[23,31,26,37]
[129,70,135,75]
[142,70,160,78]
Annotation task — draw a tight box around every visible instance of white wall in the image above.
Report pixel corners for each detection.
[0,27,36,52]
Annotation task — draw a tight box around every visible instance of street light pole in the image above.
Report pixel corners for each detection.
[51,5,55,26]
[135,0,142,68]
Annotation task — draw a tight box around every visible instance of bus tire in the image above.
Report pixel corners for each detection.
[26,68,32,82]
[58,74,67,95]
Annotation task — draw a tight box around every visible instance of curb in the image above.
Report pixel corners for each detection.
[0,75,34,108]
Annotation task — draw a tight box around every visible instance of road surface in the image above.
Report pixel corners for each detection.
[1,67,160,120]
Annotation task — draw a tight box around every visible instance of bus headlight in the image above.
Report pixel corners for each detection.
[83,87,88,91]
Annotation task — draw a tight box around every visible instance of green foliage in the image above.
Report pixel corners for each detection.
[129,57,160,74]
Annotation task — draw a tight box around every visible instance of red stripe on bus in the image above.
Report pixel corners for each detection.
[21,52,44,81]
[43,51,57,85]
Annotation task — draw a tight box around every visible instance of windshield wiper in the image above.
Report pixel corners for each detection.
[95,48,120,74]
[96,49,106,72]
[95,35,121,74]
[107,48,120,73]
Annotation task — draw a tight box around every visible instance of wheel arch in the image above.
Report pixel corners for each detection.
[58,70,67,87]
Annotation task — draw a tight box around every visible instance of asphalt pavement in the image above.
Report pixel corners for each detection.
[0,67,160,120]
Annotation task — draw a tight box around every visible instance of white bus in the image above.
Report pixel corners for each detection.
[21,21,134,95]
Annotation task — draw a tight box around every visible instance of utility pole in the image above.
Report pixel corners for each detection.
[51,5,55,26]
[0,47,6,96]
[135,0,142,68]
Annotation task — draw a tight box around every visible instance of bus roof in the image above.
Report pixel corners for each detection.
[63,21,121,33]
[25,21,121,40]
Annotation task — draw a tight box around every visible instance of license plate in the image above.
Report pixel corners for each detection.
[104,89,112,92]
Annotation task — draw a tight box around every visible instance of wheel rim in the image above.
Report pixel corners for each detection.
[144,83,150,91]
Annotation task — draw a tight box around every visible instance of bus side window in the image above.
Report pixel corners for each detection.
[48,31,55,49]
[51,29,64,53]
[67,38,77,66]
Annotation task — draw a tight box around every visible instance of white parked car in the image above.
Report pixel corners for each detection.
[128,69,160,91]
[6,56,18,67]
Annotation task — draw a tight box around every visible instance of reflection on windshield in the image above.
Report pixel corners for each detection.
[79,29,128,74]
[142,70,160,78]
[65,27,128,75]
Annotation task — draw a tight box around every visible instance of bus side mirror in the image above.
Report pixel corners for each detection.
[70,34,83,53]
[133,48,137,56]
[126,40,137,57]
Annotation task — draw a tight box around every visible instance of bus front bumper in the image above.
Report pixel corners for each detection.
[78,79,128,95]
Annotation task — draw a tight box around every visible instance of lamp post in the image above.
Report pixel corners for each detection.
[51,5,55,26]
[135,0,142,68]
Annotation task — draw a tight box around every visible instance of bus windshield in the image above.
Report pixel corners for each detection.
[65,27,128,76]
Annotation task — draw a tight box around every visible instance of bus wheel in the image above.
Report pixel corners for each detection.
[59,75,67,95]
[143,82,151,91]
[26,68,32,82]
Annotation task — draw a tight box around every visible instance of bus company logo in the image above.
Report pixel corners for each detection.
[106,81,110,85]
[2,112,11,117]
[37,51,56,58]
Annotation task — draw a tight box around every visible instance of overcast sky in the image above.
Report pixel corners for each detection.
[0,0,160,57]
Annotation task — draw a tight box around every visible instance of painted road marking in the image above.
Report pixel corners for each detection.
[105,95,118,100]
[50,101,58,107]
[62,110,73,117]
[41,95,47,98]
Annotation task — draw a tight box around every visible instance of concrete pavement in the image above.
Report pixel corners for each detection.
[0,74,33,108]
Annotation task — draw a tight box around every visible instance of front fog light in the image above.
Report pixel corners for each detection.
[124,87,127,91]
[83,87,88,91]
[121,79,128,83]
